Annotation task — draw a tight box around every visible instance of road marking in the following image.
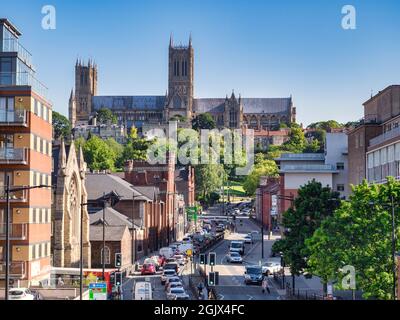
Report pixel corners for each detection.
[247,295,254,300]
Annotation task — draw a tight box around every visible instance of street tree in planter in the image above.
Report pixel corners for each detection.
[272,179,341,292]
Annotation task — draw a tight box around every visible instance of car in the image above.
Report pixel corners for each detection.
[166,287,188,300]
[166,281,184,292]
[226,251,243,263]
[141,263,156,275]
[161,269,177,285]
[234,209,240,215]
[182,237,191,243]
[262,262,282,276]
[8,288,36,300]
[164,262,179,273]
[243,235,253,244]
[159,247,174,258]
[144,258,160,270]
[173,254,186,266]
[244,266,264,285]
[173,294,190,300]
[165,257,177,264]
[164,276,182,290]
[230,240,245,255]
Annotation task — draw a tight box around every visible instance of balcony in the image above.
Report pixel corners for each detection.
[0,72,48,99]
[0,108,28,126]
[0,223,28,240]
[1,38,33,69]
[0,186,28,202]
[0,148,28,164]
[0,261,26,278]
[280,164,338,173]
[369,126,400,148]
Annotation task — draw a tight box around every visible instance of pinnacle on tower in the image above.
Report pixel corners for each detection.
[169,33,173,47]
[189,33,192,47]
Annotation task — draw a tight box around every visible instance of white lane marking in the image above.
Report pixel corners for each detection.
[247,295,254,300]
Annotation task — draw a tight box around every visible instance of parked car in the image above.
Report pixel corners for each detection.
[8,288,36,300]
[166,282,184,292]
[164,262,179,273]
[226,251,243,263]
[173,294,190,300]
[244,266,263,285]
[141,263,156,275]
[161,269,177,285]
[165,257,177,264]
[167,287,188,300]
[262,261,282,276]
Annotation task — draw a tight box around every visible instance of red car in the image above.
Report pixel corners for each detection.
[141,263,156,275]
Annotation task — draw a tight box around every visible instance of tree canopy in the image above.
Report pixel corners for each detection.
[96,107,117,124]
[82,136,117,171]
[307,120,343,131]
[53,111,71,140]
[272,180,341,289]
[191,112,216,131]
[306,178,400,299]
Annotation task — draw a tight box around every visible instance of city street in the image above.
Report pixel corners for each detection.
[201,209,282,300]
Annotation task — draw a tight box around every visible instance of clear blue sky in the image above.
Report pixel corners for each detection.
[2,0,400,126]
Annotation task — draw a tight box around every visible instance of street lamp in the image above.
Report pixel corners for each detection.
[4,177,51,301]
[255,188,265,259]
[79,196,90,301]
[369,196,398,300]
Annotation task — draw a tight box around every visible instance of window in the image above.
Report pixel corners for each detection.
[337,185,345,192]
[336,162,345,170]
[101,246,111,265]
[0,57,13,85]
[0,97,15,122]
[34,100,39,116]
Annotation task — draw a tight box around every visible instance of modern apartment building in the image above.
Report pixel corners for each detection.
[0,19,52,287]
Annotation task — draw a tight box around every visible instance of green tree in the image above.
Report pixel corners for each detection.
[243,153,279,196]
[170,114,187,122]
[104,138,123,168]
[304,138,320,153]
[272,180,341,291]
[192,113,216,131]
[306,178,400,299]
[307,120,343,131]
[195,163,225,201]
[52,111,71,140]
[83,136,116,171]
[96,107,117,124]
[282,127,307,153]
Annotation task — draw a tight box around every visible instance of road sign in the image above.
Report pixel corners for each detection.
[186,249,193,257]
[89,282,107,300]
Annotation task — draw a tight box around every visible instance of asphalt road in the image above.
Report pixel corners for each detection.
[202,212,282,300]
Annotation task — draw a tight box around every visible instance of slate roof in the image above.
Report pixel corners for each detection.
[89,206,138,228]
[192,97,292,115]
[92,96,166,111]
[85,173,151,202]
[90,225,128,241]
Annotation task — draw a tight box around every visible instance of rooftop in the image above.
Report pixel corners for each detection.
[280,164,338,173]
[90,225,128,241]
[275,153,325,161]
[89,206,139,229]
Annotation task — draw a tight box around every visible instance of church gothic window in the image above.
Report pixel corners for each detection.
[173,95,182,109]
[69,177,79,243]
[101,246,111,265]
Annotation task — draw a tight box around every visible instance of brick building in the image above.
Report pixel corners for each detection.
[0,19,52,287]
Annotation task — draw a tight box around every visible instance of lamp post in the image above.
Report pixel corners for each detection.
[80,196,90,301]
[255,189,264,259]
[4,178,50,300]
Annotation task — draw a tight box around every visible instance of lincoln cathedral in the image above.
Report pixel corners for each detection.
[69,36,296,132]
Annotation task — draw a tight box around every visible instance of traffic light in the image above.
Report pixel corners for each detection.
[208,272,215,286]
[209,252,216,266]
[115,253,122,268]
[199,253,207,265]
[115,272,122,286]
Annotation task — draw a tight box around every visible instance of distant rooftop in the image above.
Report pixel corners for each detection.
[275,153,325,161]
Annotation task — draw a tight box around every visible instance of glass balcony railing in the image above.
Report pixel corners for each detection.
[0,148,28,164]
[0,261,26,278]
[0,223,28,240]
[0,186,28,202]
[0,72,48,99]
[369,126,400,148]
[0,108,27,125]
[1,38,33,68]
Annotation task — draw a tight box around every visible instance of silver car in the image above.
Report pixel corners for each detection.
[227,251,243,263]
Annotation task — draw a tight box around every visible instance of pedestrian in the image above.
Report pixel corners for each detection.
[262,277,270,294]
[57,276,64,287]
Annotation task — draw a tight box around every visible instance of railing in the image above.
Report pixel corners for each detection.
[280,164,337,172]
[0,186,28,202]
[369,126,400,147]
[0,148,28,164]
[285,283,324,300]
[0,109,27,125]
[1,38,33,68]
[0,72,48,99]
[0,261,26,278]
[0,223,28,240]
[278,153,325,160]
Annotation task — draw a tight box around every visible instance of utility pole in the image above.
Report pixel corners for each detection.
[261,187,264,260]
[5,175,10,301]
[102,192,106,281]
[132,193,135,265]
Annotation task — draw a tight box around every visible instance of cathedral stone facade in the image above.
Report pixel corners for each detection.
[52,140,91,268]
[69,36,296,132]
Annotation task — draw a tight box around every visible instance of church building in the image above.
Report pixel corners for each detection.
[69,36,296,132]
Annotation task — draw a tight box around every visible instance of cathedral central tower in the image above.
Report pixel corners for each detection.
[165,34,194,121]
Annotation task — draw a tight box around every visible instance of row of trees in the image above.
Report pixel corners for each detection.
[272,178,400,300]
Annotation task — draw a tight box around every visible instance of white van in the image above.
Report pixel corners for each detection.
[230,240,245,255]
[134,281,153,300]
[159,247,174,258]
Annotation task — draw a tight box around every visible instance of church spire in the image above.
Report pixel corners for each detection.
[59,138,67,172]
[169,33,173,48]
[189,33,192,47]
